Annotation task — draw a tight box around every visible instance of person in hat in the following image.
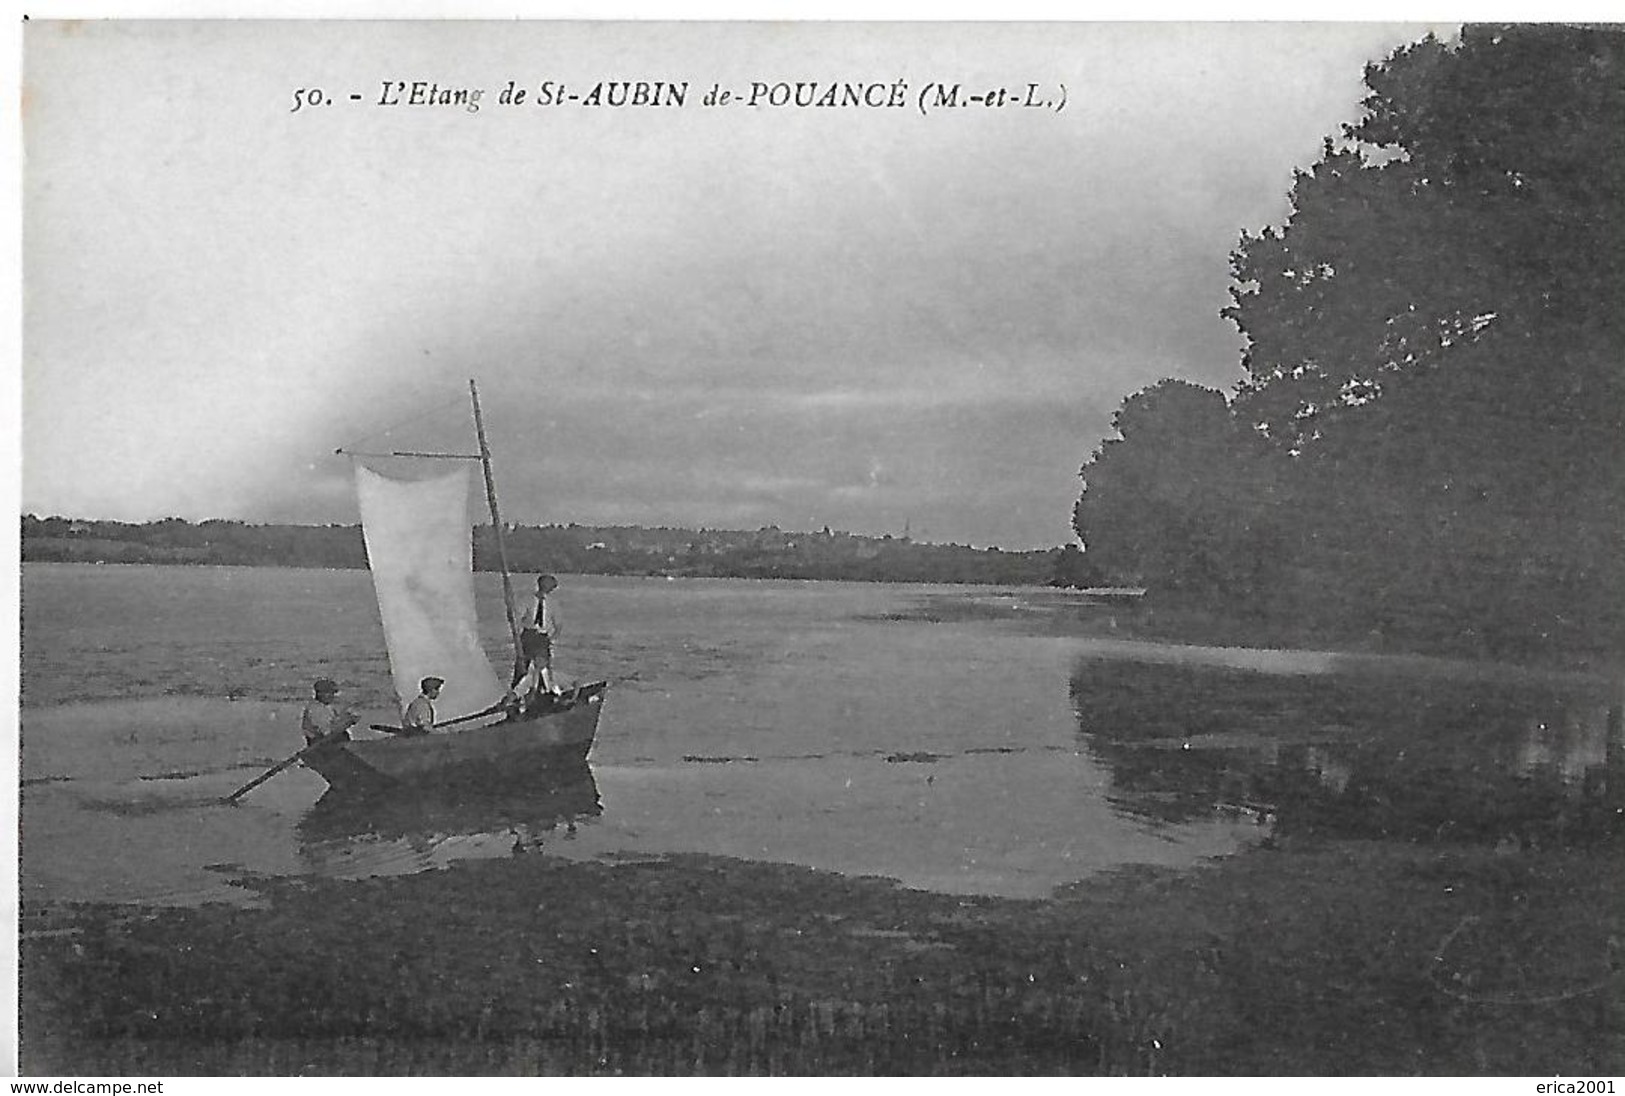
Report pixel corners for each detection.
[508,575,563,710]
[401,676,444,736]
[300,678,358,746]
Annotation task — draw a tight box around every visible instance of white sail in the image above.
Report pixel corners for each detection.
[354,463,508,722]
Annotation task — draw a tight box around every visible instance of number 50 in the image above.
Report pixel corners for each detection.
[290,88,327,112]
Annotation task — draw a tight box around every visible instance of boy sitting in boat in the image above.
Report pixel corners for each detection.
[300,678,358,746]
[400,676,443,735]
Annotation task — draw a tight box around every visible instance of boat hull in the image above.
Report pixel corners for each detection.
[298,758,602,843]
[302,682,607,795]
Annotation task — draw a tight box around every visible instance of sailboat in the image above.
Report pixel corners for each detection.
[300,380,607,796]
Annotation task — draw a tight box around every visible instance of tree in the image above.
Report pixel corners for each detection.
[1225,25,1624,462]
[1074,380,1281,600]
[1050,543,1100,589]
[1220,24,1625,654]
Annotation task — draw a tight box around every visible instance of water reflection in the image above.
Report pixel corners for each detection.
[296,761,603,878]
[1069,658,1624,848]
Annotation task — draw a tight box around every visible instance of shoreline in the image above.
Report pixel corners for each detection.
[22,834,1623,1076]
[901,587,1625,682]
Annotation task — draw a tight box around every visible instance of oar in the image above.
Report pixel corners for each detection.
[369,700,508,735]
[220,740,327,804]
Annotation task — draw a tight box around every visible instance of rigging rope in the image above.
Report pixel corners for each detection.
[333,394,471,456]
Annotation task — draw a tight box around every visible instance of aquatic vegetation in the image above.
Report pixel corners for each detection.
[22,838,1624,1076]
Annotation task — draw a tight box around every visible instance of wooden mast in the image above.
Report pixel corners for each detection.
[469,379,524,674]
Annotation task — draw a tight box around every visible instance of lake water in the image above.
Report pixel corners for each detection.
[19,563,1625,907]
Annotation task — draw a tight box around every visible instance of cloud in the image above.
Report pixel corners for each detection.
[22,21,1445,548]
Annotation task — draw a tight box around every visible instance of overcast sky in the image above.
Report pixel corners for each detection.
[22,20,1448,548]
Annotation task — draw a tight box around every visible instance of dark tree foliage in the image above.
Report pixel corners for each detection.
[1226,24,1624,461]
[1074,380,1284,603]
[1079,25,1624,657]
[1049,543,1103,589]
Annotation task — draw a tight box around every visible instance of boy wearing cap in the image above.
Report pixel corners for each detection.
[300,678,358,746]
[401,676,444,736]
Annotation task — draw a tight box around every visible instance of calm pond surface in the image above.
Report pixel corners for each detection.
[19,563,1624,907]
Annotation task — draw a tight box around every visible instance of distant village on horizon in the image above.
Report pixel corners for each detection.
[20,513,1097,588]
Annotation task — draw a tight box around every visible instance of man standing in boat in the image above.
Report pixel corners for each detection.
[300,678,358,746]
[401,676,443,735]
[508,574,563,710]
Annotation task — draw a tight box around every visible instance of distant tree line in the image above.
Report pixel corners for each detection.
[20,517,369,569]
[21,515,1076,587]
[1074,25,1624,659]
